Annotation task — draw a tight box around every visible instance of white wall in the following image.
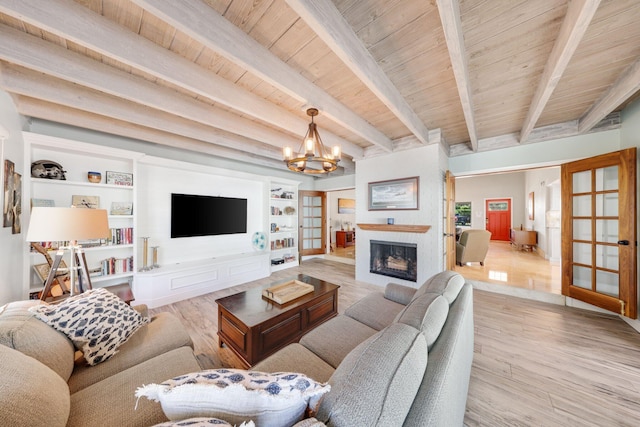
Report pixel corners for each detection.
[455,172,526,230]
[524,167,561,257]
[355,144,443,288]
[0,90,26,305]
[137,157,267,265]
[449,129,621,175]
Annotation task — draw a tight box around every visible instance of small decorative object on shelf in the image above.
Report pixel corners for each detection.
[72,195,100,209]
[284,206,296,215]
[387,218,394,225]
[106,171,133,186]
[139,236,150,271]
[151,246,160,269]
[110,201,133,215]
[31,160,66,180]
[252,232,267,251]
[87,171,101,183]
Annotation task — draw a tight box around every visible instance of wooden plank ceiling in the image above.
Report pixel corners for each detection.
[0,0,638,176]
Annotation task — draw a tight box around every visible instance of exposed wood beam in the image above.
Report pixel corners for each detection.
[579,57,640,133]
[0,0,364,159]
[520,0,600,143]
[0,65,283,159]
[0,64,355,174]
[0,25,300,151]
[13,96,293,171]
[130,0,394,152]
[450,112,621,157]
[286,0,431,146]
[436,0,478,151]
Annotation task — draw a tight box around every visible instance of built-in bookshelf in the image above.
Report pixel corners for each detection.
[22,132,144,299]
[269,178,300,271]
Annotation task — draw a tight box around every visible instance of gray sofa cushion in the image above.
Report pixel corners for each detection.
[383,283,417,305]
[0,344,70,427]
[412,270,465,305]
[68,312,195,393]
[251,343,335,383]
[404,283,474,427]
[300,315,378,368]
[395,293,449,350]
[317,323,428,427]
[0,300,75,381]
[67,346,201,427]
[344,292,405,331]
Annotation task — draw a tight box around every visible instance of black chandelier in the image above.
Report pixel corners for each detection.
[283,108,341,174]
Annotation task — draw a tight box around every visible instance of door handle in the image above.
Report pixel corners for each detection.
[617,240,629,245]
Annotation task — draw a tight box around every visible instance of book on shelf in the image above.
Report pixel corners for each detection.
[101,256,134,275]
[108,227,133,245]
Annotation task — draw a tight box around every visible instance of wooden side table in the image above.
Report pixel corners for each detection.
[336,230,355,248]
[103,283,135,305]
[510,229,537,251]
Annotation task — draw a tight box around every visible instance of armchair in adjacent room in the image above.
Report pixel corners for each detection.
[456,229,491,266]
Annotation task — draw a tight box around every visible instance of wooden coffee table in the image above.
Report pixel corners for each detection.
[216,274,339,368]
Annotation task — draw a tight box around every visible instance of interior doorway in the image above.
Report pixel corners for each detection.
[453,167,562,296]
[325,188,356,264]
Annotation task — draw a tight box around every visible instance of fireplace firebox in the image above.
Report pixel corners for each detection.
[370,240,417,282]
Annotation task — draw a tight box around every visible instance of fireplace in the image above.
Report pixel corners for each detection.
[370,240,417,282]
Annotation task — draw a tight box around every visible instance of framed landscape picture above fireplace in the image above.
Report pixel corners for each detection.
[368,176,419,210]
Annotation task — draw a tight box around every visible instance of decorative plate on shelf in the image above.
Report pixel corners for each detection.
[252,232,267,251]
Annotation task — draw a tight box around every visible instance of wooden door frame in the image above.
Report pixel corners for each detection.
[561,148,637,318]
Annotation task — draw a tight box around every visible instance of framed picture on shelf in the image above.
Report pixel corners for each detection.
[71,195,100,209]
[106,171,133,186]
[33,261,67,283]
[31,198,55,208]
[110,201,133,215]
[368,176,419,211]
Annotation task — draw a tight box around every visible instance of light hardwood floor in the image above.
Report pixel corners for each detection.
[150,259,640,426]
[455,240,561,295]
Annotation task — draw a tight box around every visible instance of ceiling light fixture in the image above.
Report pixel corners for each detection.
[283,108,341,174]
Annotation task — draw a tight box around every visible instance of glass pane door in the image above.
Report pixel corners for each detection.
[299,191,326,256]
[561,148,636,318]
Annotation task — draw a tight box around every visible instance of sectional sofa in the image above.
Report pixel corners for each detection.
[255,270,475,426]
[0,270,473,427]
[0,300,201,426]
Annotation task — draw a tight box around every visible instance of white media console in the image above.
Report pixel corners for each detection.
[134,252,270,308]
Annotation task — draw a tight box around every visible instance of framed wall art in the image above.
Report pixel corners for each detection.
[528,191,535,220]
[337,198,355,214]
[106,171,133,186]
[368,176,419,211]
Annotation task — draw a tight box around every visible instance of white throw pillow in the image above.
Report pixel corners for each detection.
[153,417,255,426]
[29,288,148,365]
[136,369,330,427]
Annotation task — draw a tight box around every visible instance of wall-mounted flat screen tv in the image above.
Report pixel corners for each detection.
[171,193,247,238]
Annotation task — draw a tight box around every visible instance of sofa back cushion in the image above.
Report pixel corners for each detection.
[412,270,465,305]
[316,323,427,427]
[0,344,70,427]
[394,293,449,350]
[0,300,75,381]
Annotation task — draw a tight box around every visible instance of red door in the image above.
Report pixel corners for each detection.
[486,199,511,241]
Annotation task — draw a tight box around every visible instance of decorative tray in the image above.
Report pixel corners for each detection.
[262,280,314,304]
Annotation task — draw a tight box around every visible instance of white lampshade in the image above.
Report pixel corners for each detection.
[26,207,109,242]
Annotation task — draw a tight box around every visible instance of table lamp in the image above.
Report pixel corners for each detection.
[26,207,109,300]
